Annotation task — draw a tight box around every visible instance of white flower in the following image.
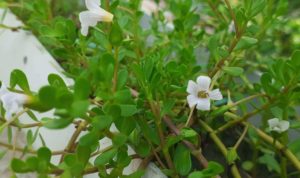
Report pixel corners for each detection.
[79,0,113,36]
[268,118,290,133]
[228,21,235,33]
[186,76,223,111]
[0,84,29,119]
[163,11,175,30]
[141,0,166,16]
[141,0,158,16]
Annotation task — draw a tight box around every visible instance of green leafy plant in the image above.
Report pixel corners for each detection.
[1,0,300,177]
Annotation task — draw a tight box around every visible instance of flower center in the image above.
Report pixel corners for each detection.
[198,91,208,98]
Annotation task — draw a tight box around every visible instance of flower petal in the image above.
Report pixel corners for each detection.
[5,111,12,119]
[79,11,102,36]
[80,25,89,36]
[1,92,28,119]
[79,11,101,26]
[1,94,18,118]
[0,85,8,97]
[268,118,279,128]
[209,89,223,100]
[141,0,158,16]
[187,80,198,95]
[196,76,211,91]
[97,9,113,22]
[279,120,290,132]
[85,0,101,12]
[187,95,198,108]
[196,98,210,111]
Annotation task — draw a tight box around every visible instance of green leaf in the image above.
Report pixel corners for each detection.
[291,50,300,67]
[174,144,192,176]
[70,100,89,117]
[116,149,131,167]
[121,170,145,178]
[103,104,121,119]
[74,78,90,100]
[117,69,128,89]
[137,119,160,145]
[26,156,39,170]
[76,145,91,166]
[112,133,127,147]
[10,69,30,93]
[114,89,133,104]
[120,104,138,117]
[270,107,283,119]
[41,117,73,129]
[26,110,38,121]
[249,0,266,18]
[180,128,198,138]
[109,22,123,46]
[48,74,67,89]
[260,73,277,94]
[166,135,182,148]
[11,159,31,173]
[37,147,51,163]
[188,161,224,178]
[56,91,74,109]
[92,115,113,131]
[210,105,231,117]
[290,121,300,129]
[114,116,136,136]
[64,154,77,166]
[227,148,239,164]
[27,130,33,145]
[258,154,280,173]
[208,34,220,60]
[135,139,151,157]
[288,138,300,154]
[79,132,99,146]
[234,36,258,50]
[223,67,244,76]
[94,148,117,166]
[242,161,254,171]
[38,86,57,107]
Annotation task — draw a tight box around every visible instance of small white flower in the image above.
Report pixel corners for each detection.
[141,0,158,16]
[163,11,175,30]
[268,118,290,133]
[0,84,29,119]
[79,0,113,36]
[186,76,223,111]
[228,21,235,33]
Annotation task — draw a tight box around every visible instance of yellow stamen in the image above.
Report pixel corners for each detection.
[198,91,208,98]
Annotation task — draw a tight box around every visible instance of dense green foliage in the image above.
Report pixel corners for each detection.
[1,0,300,177]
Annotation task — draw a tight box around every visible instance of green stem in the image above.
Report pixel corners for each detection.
[0,117,42,128]
[59,121,88,163]
[163,116,209,168]
[233,124,248,150]
[0,108,29,133]
[232,93,265,107]
[149,101,177,177]
[199,120,242,178]
[185,106,195,127]
[207,0,227,22]
[280,156,288,178]
[246,123,300,171]
[0,141,65,155]
[216,102,270,133]
[223,0,239,34]
[112,46,119,92]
